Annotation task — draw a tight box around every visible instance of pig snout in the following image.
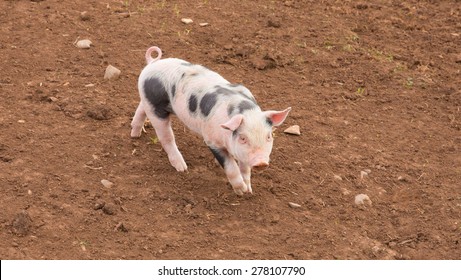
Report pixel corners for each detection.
[252,161,269,171]
[250,157,270,170]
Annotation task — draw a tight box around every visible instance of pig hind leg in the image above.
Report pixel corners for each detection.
[145,110,188,172]
[141,77,187,172]
[131,101,147,138]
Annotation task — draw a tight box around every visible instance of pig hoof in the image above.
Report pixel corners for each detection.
[244,183,253,194]
[239,183,252,194]
[169,157,188,172]
[174,165,188,172]
[233,188,244,196]
[172,162,188,172]
[130,129,142,138]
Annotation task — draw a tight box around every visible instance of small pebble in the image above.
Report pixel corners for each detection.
[181,18,193,24]
[223,44,233,50]
[341,188,351,195]
[114,222,128,232]
[199,22,209,27]
[271,214,281,223]
[288,202,301,208]
[76,39,92,49]
[93,200,105,210]
[354,194,372,206]
[80,11,91,21]
[104,65,121,80]
[333,174,343,181]
[18,120,25,123]
[360,169,371,179]
[102,203,117,215]
[101,179,114,188]
[267,19,281,28]
[284,125,301,135]
[398,175,410,182]
[184,204,193,214]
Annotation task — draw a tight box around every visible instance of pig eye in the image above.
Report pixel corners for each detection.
[266,133,272,141]
[238,134,247,144]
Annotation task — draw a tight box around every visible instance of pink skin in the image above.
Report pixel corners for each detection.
[145,46,162,64]
[131,46,291,195]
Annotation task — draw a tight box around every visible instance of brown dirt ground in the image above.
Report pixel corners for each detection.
[1,0,460,260]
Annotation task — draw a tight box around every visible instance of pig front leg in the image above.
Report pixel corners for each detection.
[209,147,249,195]
[239,164,252,194]
[225,160,250,195]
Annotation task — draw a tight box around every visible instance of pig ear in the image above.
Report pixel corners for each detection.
[265,107,291,126]
[220,114,244,131]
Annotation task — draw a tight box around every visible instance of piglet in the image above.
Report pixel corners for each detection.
[131,46,291,195]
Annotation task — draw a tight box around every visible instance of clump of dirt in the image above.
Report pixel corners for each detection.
[11,211,32,237]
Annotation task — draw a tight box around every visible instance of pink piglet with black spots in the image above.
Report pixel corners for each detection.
[131,46,291,195]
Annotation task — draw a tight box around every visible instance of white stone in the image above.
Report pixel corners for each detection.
[76,39,92,49]
[101,179,114,188]
[284,125,301,135]
[288,202,301,208]
[104,65,121,80]
[333,174,343,181]
[341,188,351,195]
[355,194,372,206]
[360,169,371,179]
[181,18,193,24]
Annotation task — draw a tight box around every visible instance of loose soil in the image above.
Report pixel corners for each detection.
[1,0,460,259]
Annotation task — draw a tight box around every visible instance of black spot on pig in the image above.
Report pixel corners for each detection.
[189,95,198,113]
[200,93,218,117]
[216,85,256,103]
[171,84,176,98]
[266,118,273,127]
[227,104,235,116]
[239,90,257,103]
[144,77,173,119]
[238,100,256,114]
[214,86,235,96]
[232,128,239,138]
[208,146,227,168]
